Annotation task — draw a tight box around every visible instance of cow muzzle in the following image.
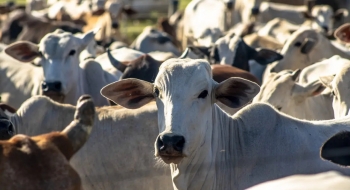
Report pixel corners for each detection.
[41,81,65,103]
[0,119,14,140]
[111,22,119,29]
[156,134,185,164]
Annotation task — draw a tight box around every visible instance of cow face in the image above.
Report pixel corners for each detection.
[104,1,136,30]
[101,59,260,164]
[319,65,350,119]
[0,95,95,190]
[268,28,320,74]
[4,29,96,103]
[254,69,325,115]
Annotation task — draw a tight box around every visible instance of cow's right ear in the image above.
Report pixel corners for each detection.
[215,77,260,108]
[101,79,155,109]
[321,131,350,166]
[335,23,350,43]
[4,41,40,62]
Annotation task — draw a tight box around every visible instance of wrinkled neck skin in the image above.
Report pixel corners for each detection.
[170,105,238,190]
[64,64,86,105]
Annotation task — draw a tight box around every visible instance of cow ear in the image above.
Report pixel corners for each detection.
[321,131,350,166]
[5,41,40,62]
[300,38,316,54]
[319,75,335,90]
[60,95,95,159]
[215,77,260,108]
[292,80,326,97]
[335,23,350,43]
[101,79,155,109]
[333,9,349,20]
[252,48,283,65]
[78,29,99,52]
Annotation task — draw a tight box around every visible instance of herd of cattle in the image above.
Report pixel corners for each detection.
[3,0,350,189]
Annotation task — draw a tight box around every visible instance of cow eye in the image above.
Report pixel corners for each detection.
[69,50,76,56]
[198,90,208,99]
[331,91,336,97]
[294,42,302,47]
[38,51,43,57]
[154,87,160,97]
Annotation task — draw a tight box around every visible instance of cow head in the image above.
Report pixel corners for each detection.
[0,95,95,189]
[4,29,97,103]
[102,0,136,30]
[254,69,326,117]
[302,1,348,34]
[319,64,350,119]
[181,32,282,71]
[130,26,180,56]
[268,28,321,74]
[321,131,350,167]
[101,59,260,164]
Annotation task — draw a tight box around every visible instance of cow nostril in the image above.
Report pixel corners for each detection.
[173,136,185,152]
[157,137,166,151]
[112,23,119,29]
[41,82,48,91]
[54,82,62,91]
[7,123,14,135]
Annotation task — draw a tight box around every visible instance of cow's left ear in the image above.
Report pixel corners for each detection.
[5,41,40,62]
[215,77,260,108]
[333,9,349,20]
[321,131,350,166]
[101,79,155,109]
[292,80,326,97]
[252,48,283,65]
[78,29,99,52]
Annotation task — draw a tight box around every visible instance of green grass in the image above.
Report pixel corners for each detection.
[11,0,192,42]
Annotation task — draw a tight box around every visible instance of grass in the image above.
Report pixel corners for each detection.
[11,0,192,42]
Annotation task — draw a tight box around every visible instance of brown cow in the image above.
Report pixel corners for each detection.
[0,95,95,190]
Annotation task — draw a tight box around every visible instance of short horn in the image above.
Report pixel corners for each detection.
[291,69,302,81]
[62,95,95,154]
[179,48,189,59]
[107,48,127,72]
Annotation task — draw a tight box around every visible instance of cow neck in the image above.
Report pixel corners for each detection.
[65,64,86,105]
[170,104,239,190]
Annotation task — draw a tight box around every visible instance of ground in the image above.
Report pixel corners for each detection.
[13,0,191,42]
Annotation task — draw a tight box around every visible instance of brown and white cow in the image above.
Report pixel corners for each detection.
[0,95,95,190]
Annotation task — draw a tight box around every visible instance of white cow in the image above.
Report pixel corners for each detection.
[319,64,350,118]
[101,58,350,189]
[254,69,333,120]
[265,27,350,80]
[1,29,109,108]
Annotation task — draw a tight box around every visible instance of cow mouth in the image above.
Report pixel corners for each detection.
[159,154,184,164]
[42,91,65,103]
